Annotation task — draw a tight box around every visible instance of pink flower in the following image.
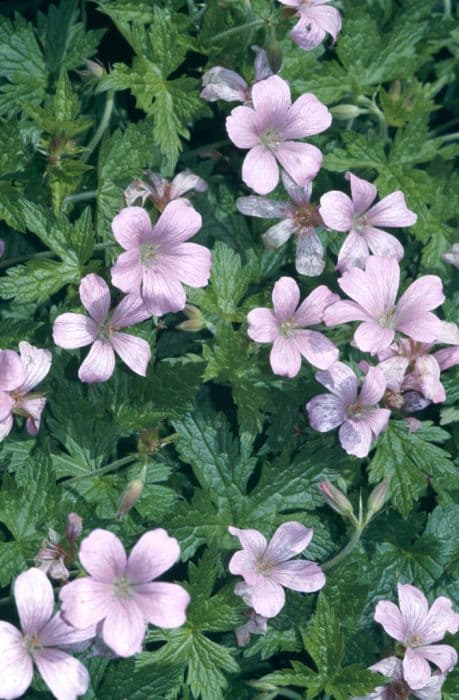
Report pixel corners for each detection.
[353,656,445,699]
[0,342,52,441]
[319,172,416,272]
[53,274,151,384]
[323,256,445,354]
[237,172,326,276]
[201,46,274,103]
[247,276,339,378]
[0,568,94,700]
[228,521,325,618]
[234,583,268,646]
[124,169,207,211]
[59,529,190,658]
[110,201,212,316]
[226,75,331,194]
[278,0,342,51]
[35,514,83,582]
[374,584,459,690]
[306,361,391,457]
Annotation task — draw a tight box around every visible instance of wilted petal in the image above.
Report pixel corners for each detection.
[134,582,190,628]
[374,599,406,642]
[111,332,151,377]
[14,568,53,634]
[242,145,279,195]
[126,529,180,584]
[112,207,153,250]
[200,66,248,103]
[0,349,26,391]
[272,276,300,321]
[270,336,302,377]
[142,268,186,316]
[369,655,403,680]
[414,355,444,402]
[236,196,292,220]
[434,345,459,371]
[319,191,354,232]
[262,220,296,248]
[78,340,116,383]
[250,578,286,618]
[102,598,146,657]
[247,308,279,343]
[34,649,89,700]
[19,397,46,435]
[366,191,417,228]
[275,141,322,187]
[79,529,127,581]
[306,394,346,431]
[295,227,325,276]
[0,621,33,700]
[413,673,445,700]
[16,342,52,394]
[270,559,326,592]
[339,418,373,457]
[293,330,338,369]
[284,92,332,139]
[253,45,274,81]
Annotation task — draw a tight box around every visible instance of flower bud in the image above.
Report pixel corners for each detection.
[79,59,106,82]
[330,104,363,120]
[116,465,147,518]
[66,513,83,544]
[320,481,354,518]
[176,305,205,332]
[367,481,389,516]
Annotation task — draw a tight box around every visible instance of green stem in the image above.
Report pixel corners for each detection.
[65,455,139,483]
[82,90,115,163]
[321,527,363,572]
[210,18,264,44]
[441,131,459,143]
[444,0,452,17]
[63,190,97,205]
[0,241,117,271]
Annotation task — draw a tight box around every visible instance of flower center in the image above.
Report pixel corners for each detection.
[294,204,322,229]
[23,633,43,655]
[406,633,423,647]
[113,576,134,599]
[255,557,273,575]
[279,319,297,337]
[378,308,397,328]
[354,214,370,233]
[140,242,158,265]
[259,128,282,149]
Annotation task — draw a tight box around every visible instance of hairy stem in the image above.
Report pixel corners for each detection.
[321,527,363,572]
[65,455,139,483]
[63,190,97,206]
[210,18,264,44]
[82,90,115,163]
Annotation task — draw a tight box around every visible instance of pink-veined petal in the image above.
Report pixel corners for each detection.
[346,172,377,216]
[250,578,286,618]
[247,308,279,343]
[262,220,296,249]
[270,559,326,592]
[270,336,302,378]
[404,647,433,690]
[363,408,391,439]
[0,621,33,700]
[110,293,151,328]
[423,597,459,643]
[59,578,113,629]
[434,346,459,371]
[275,141,322,187]
[226,105,260,149]
[265,522,313,563]
[228,550,259,586]
[294,285,339,326]
[161,242,211,287]
[242,145,279,195]
[111,207,153,250]
[34,649,89,700]
[40,613,96,648]
[374,599,406,642]
[359,366,386,405]
[339,418,374,457]
[0,392,14,422]
[53,314,97,349]
[295,227,325,276]
[284,93,331,139]
[272,276,300,321]
[369,655,403,680]
[354,321,395,353]
[16,343,51,394]
[142,268,186,316]
[308,4,342,42]
[397,276,445,318]
[324,300,372,326]
[314,361,358,402]
[291,14,326,51]
[78,340,116,383]
[340,256,400,318]
[126,529,180,584]
[251,75,292,113]
[413,672,445,700]
[319,191,354,232]
[79,529,127,581]
[366,191,417,228]
[14,568,53,635]
[365,227,405,262]
[110,249,143,294]
[0,414,14,441]
[79,274,111,323]
[228,526,268,558]
[418,644,458,675]
[293,330,338,369]
[153,199,202,245]
[102,598,146,657]
[336,230,370,272]
[133,582,190,628]
[0,350,25,392]
[396,313,443,345]
[236,196,292,220]
[414,355,444,402]
[111,332,151,377]
[306,393,346,432]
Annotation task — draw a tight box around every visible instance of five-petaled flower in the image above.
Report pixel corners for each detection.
[53,273,151,383]
[228,521,325,617]
[124,169,208,211]
[0,342,51,441]
[374,583,459,690]
[352,656,445,700]
[0,568,94,700]
[226,75,331,194]
[324,256,445,354]
[110,201,212,316]
[278,0,342,51]
[247,276,339,378]
[306,361,391,457]
[319,171,417,272]
[59,529,190,658]
[201,46,274,103]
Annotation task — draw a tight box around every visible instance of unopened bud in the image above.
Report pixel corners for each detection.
[66,513,83,545]
[367,480,389,516]
[176,304,205,332]
[116,465,147,518]
[320,481,354,518]
[330,104,363,120]
[266,40,282,75]
[79,59,106,82]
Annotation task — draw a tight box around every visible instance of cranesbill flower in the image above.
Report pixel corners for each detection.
[319,172,416,272]
[59,529,190,658]
[0,342,52,441]
[374,583,459,690]
[234,582,268,647]
[237,172,326,276]
[53,274,151,383]
[226,75,331,194]
[323,256,445,354]
[0,568,94,700]
[228,521,325,618]
[306,361,391,457]
[201,46,274,104]
[247,276,339,378]
[278,0,342,51]
[110,201,212,316]
[353,656,445,700]
[124,169,207,211]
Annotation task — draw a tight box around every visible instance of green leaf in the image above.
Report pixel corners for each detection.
[97,657,185,700]
[0,257,80,304]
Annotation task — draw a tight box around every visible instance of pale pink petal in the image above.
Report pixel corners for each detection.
[291,14,326,50]
[250,75,291,113]
[434,345,459,371]
[226,105,260,148]
[414,355,444,402]
[253,45,273,82]
[306,394,346,432]
[79,274,111,323]
[270,336,302,377]
[314,361,358,402]
[396,313,443,345]
[53,314,97,349]
[247,308,280,343]
[19,397,47,435]
[319,191,354,232]
[59,578,113,629]
[262,220,296,248]
[0,392,14,422]
[112,207,153,250]
[423,597,459,643]
[0,621,33,700]
[404,647,433,690]
[336,230,370,272]
[324,300,372,325]
[339,418,374,457]
[346,172,377,216]
[110,293,151,328]
[294,285,339,326]
[270,560,326,592]
[275,141,322,187]
[40,613,96,648]
[293,330,338,369]
[133,582,190,628]
[378,356,409,391]
[272,276,300,321]
[111,332,151,377]
[413,673,445,700]
[340,256,400,317]
[265,522,313,563]
[436,321,459,345]
[102,598,146,657]
[0,350,26,391]
[242,145,279,195]
[366,191,417,228]
[295,228,325,276]
[281,170,312,206]
[16,343,51,394]
[365,227,404,262]
[126,529,180,584]
[153,199,202,245]
[369,656,403,680]
[78,340,116,383]
[359,366,386,405]
[374,599,406,641]
[161,242,211,287]
[34,649,89,700]
[250,578,286,618]
[14,568,53,634]
[201,67,248,102]
[142,268,186,316]
[418,644,458,675]
[110,249,143,294]
[300,4,342,45]
[353,322,395,353]
[283,93,332,139]
[397,276,445,317]
[0,414,14,441]
[363,408,391,438]
[236,196,292,220]
[228,550,259,586]
[228,526,267,557]
[79,529,127,581]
